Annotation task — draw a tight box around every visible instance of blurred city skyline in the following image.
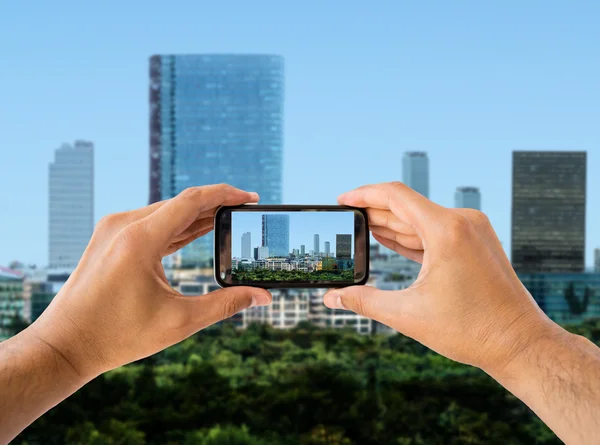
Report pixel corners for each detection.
[1,1,599,267]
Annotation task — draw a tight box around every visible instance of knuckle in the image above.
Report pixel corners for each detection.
[96,214,119,231]
[222,295,244,320]
[469,210,491,228]
[180,187,202,200]
[445,214,472,244]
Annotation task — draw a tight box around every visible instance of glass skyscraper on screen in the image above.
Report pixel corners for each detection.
[455,186,481,210]
[511,151,586,273]
[149,54,284,267]
[262,215,289,258]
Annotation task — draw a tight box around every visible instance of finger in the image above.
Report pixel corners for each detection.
[373,233,424,263]
[170,217,213,244]
[164,226,214,256]
[323,286,419,336]
[166,287,272,337]
[144,184,259,247]
[365,208,417,236]
[338,182,444,236]
[370,224,423,251]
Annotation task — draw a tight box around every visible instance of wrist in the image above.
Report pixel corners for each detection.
[483,319,570,381]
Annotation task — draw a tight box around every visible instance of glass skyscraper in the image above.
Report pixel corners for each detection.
[402,152,429,198]
[314,234,320,256]
[455,186,481,210]
[149,54,284,267]
[511,151,586,273]
[336,234,352,259]
[262,215,289,258]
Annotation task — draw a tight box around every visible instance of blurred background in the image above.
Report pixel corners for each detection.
[1,1,599,444]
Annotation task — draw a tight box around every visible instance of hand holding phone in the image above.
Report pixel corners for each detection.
[214,205,369,288]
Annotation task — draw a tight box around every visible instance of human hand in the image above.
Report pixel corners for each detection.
[323,182,562,374]
[31,184,272,380]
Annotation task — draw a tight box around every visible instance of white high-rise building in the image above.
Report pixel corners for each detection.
[402,152,429,198]
[49,141,94,270]
[241,232,251,259]
[324,241,330,257]
[455,186,481,210]
[258,246,270,260]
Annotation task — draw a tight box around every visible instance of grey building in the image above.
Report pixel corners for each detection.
[300,245,305,256]
[149,54,284,267]
[324,242,330,257]
[336,234,352,259]
[511,151,586,273]
[402,152,429,198]
[595,248,600,273]
[455,186,481,210]
[314,234,320,256]
[241,232,251,259]
[49,141,94,270]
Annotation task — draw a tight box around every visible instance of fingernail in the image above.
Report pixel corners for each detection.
[251,292,270,307]
[325,292,345,309]
[249,192,260,201]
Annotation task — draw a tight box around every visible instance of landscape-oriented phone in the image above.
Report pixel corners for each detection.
[214,205,369,288]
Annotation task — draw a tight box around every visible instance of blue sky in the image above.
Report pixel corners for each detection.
[0,1,599,267]
[231,212,354,258]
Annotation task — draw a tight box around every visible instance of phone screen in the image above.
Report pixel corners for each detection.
[215,206,369,288]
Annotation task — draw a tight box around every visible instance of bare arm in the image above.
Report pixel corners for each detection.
[0,329,90,442]
[324,182,600,445]
[489,329,600,445]
[0,184,271,444]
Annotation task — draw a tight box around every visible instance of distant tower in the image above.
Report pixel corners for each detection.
[336,235,352,259]
[300,245,305,256]
[324,242,330,257]
[241,232,251,259]
[262,215,290,257]
[49,141,94,270]
[511,151,586,273]
[455,187,481,210]
[314,234,320,256]
[402,152,429,198]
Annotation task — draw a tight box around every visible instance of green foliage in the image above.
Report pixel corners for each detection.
[15,320,588,445]
[232,269,354,282]
[563,282,593,315]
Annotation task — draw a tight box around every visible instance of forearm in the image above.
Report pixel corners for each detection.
[0,327,90,444]
[488,327,600,445]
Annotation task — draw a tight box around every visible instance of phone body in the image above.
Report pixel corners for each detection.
[214,205,369,288]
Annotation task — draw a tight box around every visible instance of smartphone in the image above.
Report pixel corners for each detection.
[214,205,369,288]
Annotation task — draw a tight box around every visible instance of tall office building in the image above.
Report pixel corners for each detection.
[314,234,320,256]
[324,242,330,257]
[258,246,270,259]
[49,141,94,270]
[241,232,251,259]
[149,54,284,267]
[511,151,586,273]
[262,215,289,257]
[595,248,600,273]
[336,234,352,259]
[300,245,305,256]
[455,186,481,210]
[402,152,429,198]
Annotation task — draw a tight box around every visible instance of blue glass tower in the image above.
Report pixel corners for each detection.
[262,215,289,258]
[149,54,284,267]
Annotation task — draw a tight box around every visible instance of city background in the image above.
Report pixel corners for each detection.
[1,1,599,444]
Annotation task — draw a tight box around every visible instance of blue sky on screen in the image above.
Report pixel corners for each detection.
[231,211,353,258]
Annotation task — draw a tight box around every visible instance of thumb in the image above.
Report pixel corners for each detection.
[323,285,417,334]
[169,287,272,334]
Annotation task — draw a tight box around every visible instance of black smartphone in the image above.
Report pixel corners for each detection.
[214,205,369,288]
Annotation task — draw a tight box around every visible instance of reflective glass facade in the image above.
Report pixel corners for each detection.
[261,215,289,258]
[511,151,586,273]
[402,152,429,198]
[519,273,600,324]
[149,55,284,267]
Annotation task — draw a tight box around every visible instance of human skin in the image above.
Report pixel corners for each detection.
[0,184,272,444]
[323,182,600,445]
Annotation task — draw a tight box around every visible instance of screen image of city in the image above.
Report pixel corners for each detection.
[231,211,355,282]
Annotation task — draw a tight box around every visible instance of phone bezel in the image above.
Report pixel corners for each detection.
[214,205,370,288]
